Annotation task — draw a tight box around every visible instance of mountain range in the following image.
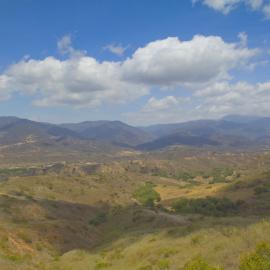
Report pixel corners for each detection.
[1,115,270,152]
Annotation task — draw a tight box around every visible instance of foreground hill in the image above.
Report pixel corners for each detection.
[0,151,270,269]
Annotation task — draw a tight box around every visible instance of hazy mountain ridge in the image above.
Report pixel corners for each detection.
[0,117,83,145]
[61,120,155,146]
[138,116,270,150]
[1,115,270,152]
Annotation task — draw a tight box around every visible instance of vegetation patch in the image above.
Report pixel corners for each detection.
[134,182,161,207]
[172,196,242,216]
[182,256,223,270]
[89,212,108,226]
[239,242,270,270]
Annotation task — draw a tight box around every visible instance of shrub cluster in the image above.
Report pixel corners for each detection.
[89,212,107,226]
[134,182,161,207]
[172,196,242,216]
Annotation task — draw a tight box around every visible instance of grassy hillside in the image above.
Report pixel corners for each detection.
[0,150,270,269]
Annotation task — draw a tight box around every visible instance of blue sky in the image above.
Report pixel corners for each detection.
[0,0,270,125]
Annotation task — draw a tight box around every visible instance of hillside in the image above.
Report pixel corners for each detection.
[0,150,270,269]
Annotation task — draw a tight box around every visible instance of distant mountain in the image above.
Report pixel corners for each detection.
[137,116,270,150]
[0,116,82,145]
[61,120,154,146]
[1,115,270,154]
[0,117,122,163]
[221,115,265,124]
[137,133,220,151]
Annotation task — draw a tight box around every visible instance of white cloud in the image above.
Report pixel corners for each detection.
[193,0,269,17]
[57,35,73,55]
[263,4,270,18]
[103,44,127,56]
[126,81,270,125]
[57,35,86,57]
[0,34,259,113]
[1,56,148,107]
[194,0,245,14]
[238,32,248,47]
[194,81,270,117]
[0,75,11,101]
[122,35,257,87]
[142,96,189,112]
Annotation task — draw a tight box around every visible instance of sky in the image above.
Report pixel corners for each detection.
[0,0,270,125]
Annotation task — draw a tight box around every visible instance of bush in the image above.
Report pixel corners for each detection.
[134,182,161,207]
[208,168,234,184]
[89,212,107,226]
[182,257,223,270]
[239,242,270,270]
[177,172,196,181]
[172,197,239,216]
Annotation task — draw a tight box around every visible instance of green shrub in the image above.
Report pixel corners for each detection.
[0,167,30,176]
[208,168,234,184]
[134,182,161,207]
[89,212,107,226]
[172,197,239,216]
[239,242,270,270]
[182,257,223,270]
[178,172,196,181]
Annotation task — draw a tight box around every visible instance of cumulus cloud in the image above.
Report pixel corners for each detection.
[127,81,270,125]
[0,34,259,112]
[193,0,269,17]
[103,44,128,56]
[1,34,269,125]
[57,35,86,57]
[142,96,189,112]
[57,35,73,55]
[126,96,192,124]
[0,75,12,101]
[263,4,270,18]
[2,56,148,107]
[122,35,257,87]
[194,81,270,118]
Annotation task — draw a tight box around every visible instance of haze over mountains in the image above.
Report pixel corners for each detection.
[1,115,270,151]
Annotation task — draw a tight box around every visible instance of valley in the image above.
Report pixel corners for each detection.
[2,1,270,268]
[0,144,270,269]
